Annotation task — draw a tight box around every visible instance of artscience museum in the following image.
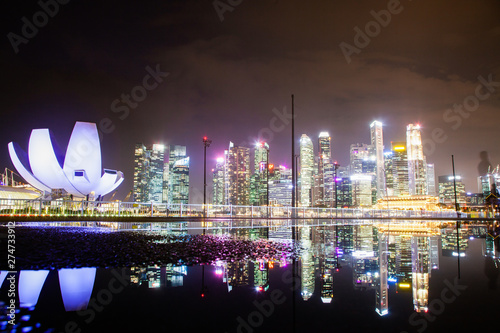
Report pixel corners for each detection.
[8,121,124,200]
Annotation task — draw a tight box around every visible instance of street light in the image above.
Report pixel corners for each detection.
[203,136,212,219]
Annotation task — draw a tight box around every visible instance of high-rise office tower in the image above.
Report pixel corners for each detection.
[212,157,225,205]
[370,121,386,199]
[392,142,409,196]
[319,132,334,207]
[168,145,190,204]
[133,143,165,203]
[349,143,373,175]
[268,165,292,206]
[254,142,269,173]
[406,124,427,195]
[149,144,165,203]
[438,175,466,205]
[227,142,250,206]
[426,164,436,196]
[133,143,149,202]
[251,142,270,206]
[384,151,394,196]
[299,134,314,207]
[162,162,169,203]
[350,174,374,207]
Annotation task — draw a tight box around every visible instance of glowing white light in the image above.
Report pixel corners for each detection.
[352,250,374,258]
[350,175,372,181]
[19,270,49,307]
[8,122,124,198]
[59,267,96,312]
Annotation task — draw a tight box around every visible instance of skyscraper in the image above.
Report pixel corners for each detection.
[319,132,334,207]
[254,142,269,173]
[227,142,250,206]
[149,144,165,203]
[392,142,409,196]
[269,165,292,206]
[426,164,436,196]
[370,121,386,199]
[349,143,373,175]
[406,124,427,195]
[299,134,314,207]
[133,143,149,202]
[438,175,466,205]
[250,142,270,206]
[212,157,225,205]
[384,151,394,196]
[168,145,190,204]
[133,143,165,203]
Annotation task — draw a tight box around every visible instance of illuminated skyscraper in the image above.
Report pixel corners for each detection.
[269,165,292,206]
[227,142,250,205]
[350,174,374,207]
[370,121,386,199]
[426,163,436,196]
[406,124,427,195]
[349,143,373,175]
[250,142,270,206]
[384,151,394,196]
[392,142,409,196]
[149,144,165,203]
[319,132,334,207]
[168,145,190,204]
[212,157,225,205]
[299,134,314,207]
[254,142,269,173]
[438,175,466,205]
[133,143,149,202]
[133,143,165,203]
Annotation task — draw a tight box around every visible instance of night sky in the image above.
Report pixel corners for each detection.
[2,0,500,201]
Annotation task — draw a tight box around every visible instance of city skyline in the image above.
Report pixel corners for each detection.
[2,0,500,200]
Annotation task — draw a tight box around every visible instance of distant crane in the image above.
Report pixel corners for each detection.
[1,168,25,187]
[124,190,132,202]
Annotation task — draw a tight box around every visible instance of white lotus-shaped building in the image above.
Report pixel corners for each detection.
[8,121,123,198]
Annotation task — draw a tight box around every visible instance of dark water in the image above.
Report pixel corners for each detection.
[1,222,500,333]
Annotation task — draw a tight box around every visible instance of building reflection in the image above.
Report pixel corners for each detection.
[299,226,315,301]
[1,221,484,317]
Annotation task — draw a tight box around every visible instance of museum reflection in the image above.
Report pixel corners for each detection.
[2,221,498,319]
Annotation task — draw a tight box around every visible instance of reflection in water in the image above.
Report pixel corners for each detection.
[300,227,314,301]
[58,267,96,311]
[19,270,49,307]
[3,221,498,325]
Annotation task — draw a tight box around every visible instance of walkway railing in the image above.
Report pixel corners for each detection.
[0,198,469,220]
